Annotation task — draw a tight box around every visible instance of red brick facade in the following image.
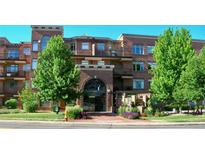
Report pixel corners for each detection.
[0,26,205,112]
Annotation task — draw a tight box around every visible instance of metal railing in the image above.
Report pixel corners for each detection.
[94,50,122,57]
[0,71,26,77]
[113,68,133,75]
[0,52,26,60]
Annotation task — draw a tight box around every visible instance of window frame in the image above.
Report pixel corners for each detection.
[132,44,144,55]
[41,35,51,51]
[32,59,37,70]
[133,79,145,90]
[6,65,18,73]
[97,43,105,51]
[32,40,38,51]
[81,42,90,50]
[23,48,31,55]
[81,60,89,65]
[97,61,105,65]
[7,49,19,59]
[133,61,144,72]
[147,46,154,54]
[23,64,31,72]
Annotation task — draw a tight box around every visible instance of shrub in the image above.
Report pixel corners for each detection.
[65,105,83,119]
[155,109,168,117]
[5,99,17,109]
[144,107,154,117]
[51,103,58,112]
[130,107,139,113]
[118,105,127,115]
[19,88,38,113]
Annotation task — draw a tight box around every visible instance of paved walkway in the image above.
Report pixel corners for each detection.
[63,112,154,123]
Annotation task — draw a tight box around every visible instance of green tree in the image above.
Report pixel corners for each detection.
[33,36,81,105]
[19,88,38,113]
[174,47,205,114]
[151,28,195,110]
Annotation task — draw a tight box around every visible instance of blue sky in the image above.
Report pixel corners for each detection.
[0,25,205,43]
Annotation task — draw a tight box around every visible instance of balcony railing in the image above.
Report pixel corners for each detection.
[113,68,133,75]
[0,52,26,60]
[0,71,26,77]
[95,50,122,57]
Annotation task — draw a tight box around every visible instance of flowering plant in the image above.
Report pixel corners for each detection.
[122,112,140,119]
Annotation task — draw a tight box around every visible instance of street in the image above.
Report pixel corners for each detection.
[1,120,205,129]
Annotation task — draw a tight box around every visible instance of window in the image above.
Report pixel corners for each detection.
[8,80,17,89]
[97,43,105,51]
[81,42,89,50]
[23,48,31,55]
[7,65,18,72]
[23,64,31,71]
[132,45,144,55]
[133,79,144,89]
[148,62,156,70]
[98,61,105,65]
[32,41,38,51]
[32,59,37,70]
[41,36,51,50]
[133,61,144,71]
[70,43,75,51]
[7,49,19,59]
[81,60,89,65]
[147,46,154,54]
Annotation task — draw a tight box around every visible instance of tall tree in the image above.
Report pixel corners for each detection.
[174,47,205,114]
[151,28,195,109]
[33,36,81,105]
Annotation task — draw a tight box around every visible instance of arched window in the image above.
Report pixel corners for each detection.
[41,36,50,50]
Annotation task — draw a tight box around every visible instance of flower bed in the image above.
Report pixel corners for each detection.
[118,105,140,119]
[122,112,140,119]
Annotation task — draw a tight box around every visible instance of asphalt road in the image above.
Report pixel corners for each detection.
[1,120,205,129]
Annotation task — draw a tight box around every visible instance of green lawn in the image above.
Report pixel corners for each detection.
[141,114,205,122]
[0,111,64,121]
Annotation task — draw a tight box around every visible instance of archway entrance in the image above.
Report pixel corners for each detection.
[83,79,106,112]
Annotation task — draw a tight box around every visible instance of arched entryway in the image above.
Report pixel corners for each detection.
[83,79,106,112]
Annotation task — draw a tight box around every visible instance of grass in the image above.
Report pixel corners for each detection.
[0,111,64,121]
[141,114,205,122]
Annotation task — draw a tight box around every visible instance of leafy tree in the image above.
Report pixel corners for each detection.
[33,36,81,105]
[174,47,205,114]
[151,28,195,110]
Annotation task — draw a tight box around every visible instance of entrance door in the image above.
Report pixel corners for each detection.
[84,79,106,112]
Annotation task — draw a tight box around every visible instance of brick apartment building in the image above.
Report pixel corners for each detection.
[0,26,205,112]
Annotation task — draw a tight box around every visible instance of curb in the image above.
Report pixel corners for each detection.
[1,120,205,126]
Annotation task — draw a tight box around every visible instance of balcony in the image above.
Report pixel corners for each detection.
[0,71,26,79]
[94,50,122,57]
[0,52,26,61]
[113,68,133,76]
